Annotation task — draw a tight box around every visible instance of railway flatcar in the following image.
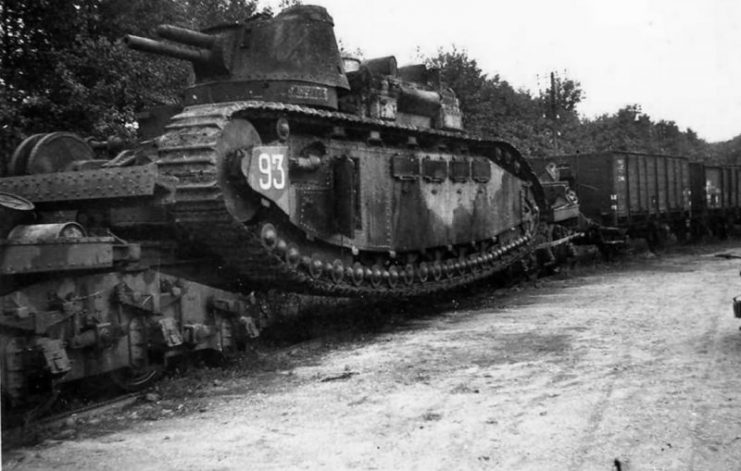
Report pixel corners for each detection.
[1,4,581,413]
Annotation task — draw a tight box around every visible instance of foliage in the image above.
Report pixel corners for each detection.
[426,47,716,161]
[563,105,713,160]
[0,4,732,170]
[0,0,262,171]
[427,48,591,157]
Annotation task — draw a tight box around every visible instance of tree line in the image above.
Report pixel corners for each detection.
[429,49,718,162]
[0,0,267,160]
[0,1,733,166]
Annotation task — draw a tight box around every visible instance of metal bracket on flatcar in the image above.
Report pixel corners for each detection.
[158,317,184,347]
[0,237,141,276]
[213,297,261,338]
[0,163,176,205]
[0,309,76,334]
[114,282,157,314]
[0,295,82,334]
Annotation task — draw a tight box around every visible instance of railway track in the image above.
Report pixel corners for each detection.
[2,392,142,448]
[0,241,594,453]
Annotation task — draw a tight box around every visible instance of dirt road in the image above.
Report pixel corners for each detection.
[5,244,741,470]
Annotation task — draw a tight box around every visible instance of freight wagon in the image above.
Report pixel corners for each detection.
[689,163,741,237]
[531,151,741,243]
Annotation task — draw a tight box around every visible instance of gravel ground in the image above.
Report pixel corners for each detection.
[4,242,741,470]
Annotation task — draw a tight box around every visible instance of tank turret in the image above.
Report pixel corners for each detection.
[125,5,349,109]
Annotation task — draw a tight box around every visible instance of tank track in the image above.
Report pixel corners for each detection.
[156,101,546,297]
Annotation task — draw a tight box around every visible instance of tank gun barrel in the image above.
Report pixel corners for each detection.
[124,35,214,64]
[156,25,216,49]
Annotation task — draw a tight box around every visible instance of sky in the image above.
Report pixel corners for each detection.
[263,0,741,143]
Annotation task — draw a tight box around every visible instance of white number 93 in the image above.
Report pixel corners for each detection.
[257,153,285,190]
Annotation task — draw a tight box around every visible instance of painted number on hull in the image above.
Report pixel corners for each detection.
[242,145,290,213]
[258,153,286,190]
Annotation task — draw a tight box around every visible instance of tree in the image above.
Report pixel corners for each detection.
[0,0,262,172]
[425,48,711,159]
[427,48,585,157]
[1,4,721,170]
[565,105,712,158]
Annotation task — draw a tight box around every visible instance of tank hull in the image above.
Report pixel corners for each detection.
[155,101,544,296]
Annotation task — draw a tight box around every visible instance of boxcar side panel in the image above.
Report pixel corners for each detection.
[627,155,641,213]
[613,154,628,218]
[678,158,687,210]
[689,163,706,213]
[657,157,668,212]
[705,166,722,209]
[571,154,614,222]
[667,158,679,210]
[647,155,658,215]
[682,160,691,210]
[640,156,650,214]
[723,167,733,208]
[728,167,736,208]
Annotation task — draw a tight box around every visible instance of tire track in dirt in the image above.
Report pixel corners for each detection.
[563,284,642,471]
[686,254,741,470]
[8,245,741,470]
[566,253,740,470]
[687,303,722,471]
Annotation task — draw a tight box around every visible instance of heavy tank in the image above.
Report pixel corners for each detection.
[0,5,581,410]
[118,4,549,296]
[2,5,559,298]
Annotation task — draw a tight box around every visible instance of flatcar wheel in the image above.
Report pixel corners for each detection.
[109,365,163,392]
